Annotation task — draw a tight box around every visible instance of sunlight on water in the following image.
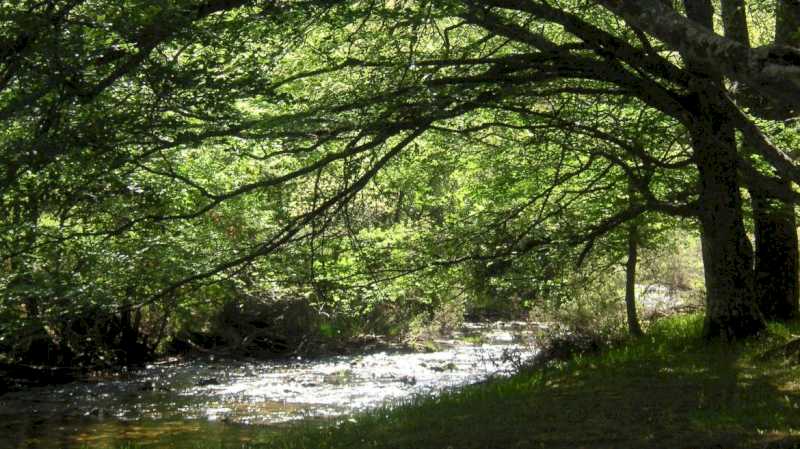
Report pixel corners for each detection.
[0,322,536,449]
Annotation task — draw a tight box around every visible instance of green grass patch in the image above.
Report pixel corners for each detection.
[250,314,800,449]
[459,335,487,346]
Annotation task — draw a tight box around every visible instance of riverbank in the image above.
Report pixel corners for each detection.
[0,321,484,395]
[252,314,800,449]
[0,322,537,448]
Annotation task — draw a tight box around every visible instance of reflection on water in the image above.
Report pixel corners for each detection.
[8,418,282,449]
[0,322,536,449]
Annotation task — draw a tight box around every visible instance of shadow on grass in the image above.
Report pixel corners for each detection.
[255,315,800,449]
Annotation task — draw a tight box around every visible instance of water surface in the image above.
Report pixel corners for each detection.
[0,322,536,448]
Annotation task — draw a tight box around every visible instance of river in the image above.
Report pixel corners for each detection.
[0,322,537,449]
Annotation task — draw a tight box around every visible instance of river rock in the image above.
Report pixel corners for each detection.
[197,378,220,386]
[399,375,416,385]
[323,369,354,385]
[429,362,458,372]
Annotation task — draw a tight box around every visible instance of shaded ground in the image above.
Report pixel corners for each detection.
[257,315,800,449]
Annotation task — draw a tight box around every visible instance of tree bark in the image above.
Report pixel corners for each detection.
[681,0,765,340]
[625,223,644,337]
[595,0,800,112]
[777,0,800,47]
[692,110,765,339]
[726,0,800,322]
[721,0,750,47]
[753,188,799,320]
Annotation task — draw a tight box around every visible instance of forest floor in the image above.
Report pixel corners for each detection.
[248,314,800,449]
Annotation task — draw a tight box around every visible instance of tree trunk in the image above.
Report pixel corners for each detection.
[682,0,765,340]
[777,0,800,47]
[692,114,765,340]
[625,223,644,337]
[753,188,799,320]
[755,0,800,323]
[731,0,800,322]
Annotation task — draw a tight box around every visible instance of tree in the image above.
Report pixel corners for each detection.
[724,0,800,321]
[3,0,800,356]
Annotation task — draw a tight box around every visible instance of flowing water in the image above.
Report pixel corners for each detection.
[0,322,537,449]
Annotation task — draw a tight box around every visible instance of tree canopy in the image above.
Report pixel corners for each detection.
[2,0,800,366]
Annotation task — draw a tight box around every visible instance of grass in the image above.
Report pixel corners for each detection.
[247,314,800,449]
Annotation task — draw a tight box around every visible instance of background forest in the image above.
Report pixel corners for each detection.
[1,0,799,376]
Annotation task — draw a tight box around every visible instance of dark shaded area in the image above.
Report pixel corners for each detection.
[753,192,800,321]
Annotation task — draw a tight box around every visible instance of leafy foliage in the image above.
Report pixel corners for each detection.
[1,0,799,365]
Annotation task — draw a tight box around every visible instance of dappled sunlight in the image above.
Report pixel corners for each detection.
[0,322,535,448]
[1,0,800,447]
